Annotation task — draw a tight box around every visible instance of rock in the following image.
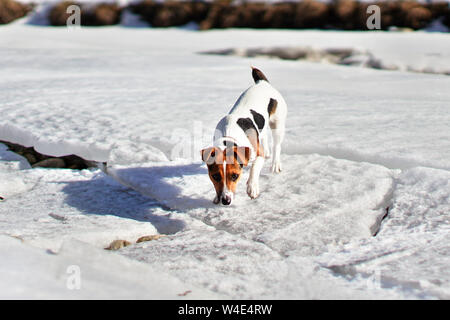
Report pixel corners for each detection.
[32,158,66,169]
[0,0,31,24]
[136,234,165,243]
[22,152,37,165]
[61,154,89,170]
[105,240,132,250]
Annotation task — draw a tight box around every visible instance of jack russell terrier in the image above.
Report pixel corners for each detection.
[201,67,287,205]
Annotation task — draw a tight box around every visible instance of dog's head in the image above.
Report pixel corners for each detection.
[201,146,250,205]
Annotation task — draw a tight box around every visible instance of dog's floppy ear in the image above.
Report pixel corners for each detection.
[233,146,250,167]
[201,147,218,165]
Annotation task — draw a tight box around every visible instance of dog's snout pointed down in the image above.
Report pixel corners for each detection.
[221,195,232,205]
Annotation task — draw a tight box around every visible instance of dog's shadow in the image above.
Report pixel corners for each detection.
[108,162,215,210]
[61,163,214,234]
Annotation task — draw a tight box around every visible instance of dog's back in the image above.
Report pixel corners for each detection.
[214,68,287,152]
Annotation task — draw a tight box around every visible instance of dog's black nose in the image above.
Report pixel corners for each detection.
[222,197,231,205]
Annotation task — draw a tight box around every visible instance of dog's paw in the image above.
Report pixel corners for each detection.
[271,161,282,173]
[213,195,220,204]
[246,180,260,199]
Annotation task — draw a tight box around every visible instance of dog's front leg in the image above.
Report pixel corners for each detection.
[247,156,264,199]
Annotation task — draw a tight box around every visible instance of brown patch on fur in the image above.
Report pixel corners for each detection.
[233,146,250,167]
[268,98,278,117]
[201,147,224,198]
[202,146,251,198]
[225,162,241,193]
[246,130,264,158]
[224,146,250,193]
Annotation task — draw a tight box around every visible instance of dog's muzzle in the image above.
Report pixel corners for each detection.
[221,195,232,205]
[221,191,234,205]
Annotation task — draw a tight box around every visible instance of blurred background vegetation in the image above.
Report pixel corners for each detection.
[1,0,449,31]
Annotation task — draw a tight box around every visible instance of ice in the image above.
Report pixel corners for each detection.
[317,167,450,299]
[110,154,394,256]
[0,24,449,299]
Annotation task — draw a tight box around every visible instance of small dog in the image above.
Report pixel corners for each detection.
[201,67,287,205]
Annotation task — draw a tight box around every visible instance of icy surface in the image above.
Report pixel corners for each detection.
[317,167,450,299]
[0,25,449,299]
[110,154,394,256]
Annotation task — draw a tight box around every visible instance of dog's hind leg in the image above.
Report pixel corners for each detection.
[261,130,271,159]
[268,98,286,173]
[270,124,284,173]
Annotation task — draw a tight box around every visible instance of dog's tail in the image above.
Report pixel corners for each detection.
[251,66,269,83]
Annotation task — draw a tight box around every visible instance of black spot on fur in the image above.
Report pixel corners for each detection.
[250,109,265,131]
[237,117,260,148]
[252,67,269,83]
[268,98,278,116]
[237,117,257,135]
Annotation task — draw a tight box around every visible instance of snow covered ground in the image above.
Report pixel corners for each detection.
[0,21,449,299]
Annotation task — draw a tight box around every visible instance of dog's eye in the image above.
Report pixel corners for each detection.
[212,173,221,182]
[230,173,239,181]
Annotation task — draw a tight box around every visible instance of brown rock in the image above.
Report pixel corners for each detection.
[105,239,132,250]
[61,154,89,170]
[23,152,37,165]
[32,158,66,168]
[136,234,165,243]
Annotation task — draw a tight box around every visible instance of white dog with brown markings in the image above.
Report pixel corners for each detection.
[201,67,287,205]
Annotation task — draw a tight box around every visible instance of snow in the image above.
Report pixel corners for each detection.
[0,236,218,299]
[109,154,394,256]
[317,167,450,299]
[0,24,449,299]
